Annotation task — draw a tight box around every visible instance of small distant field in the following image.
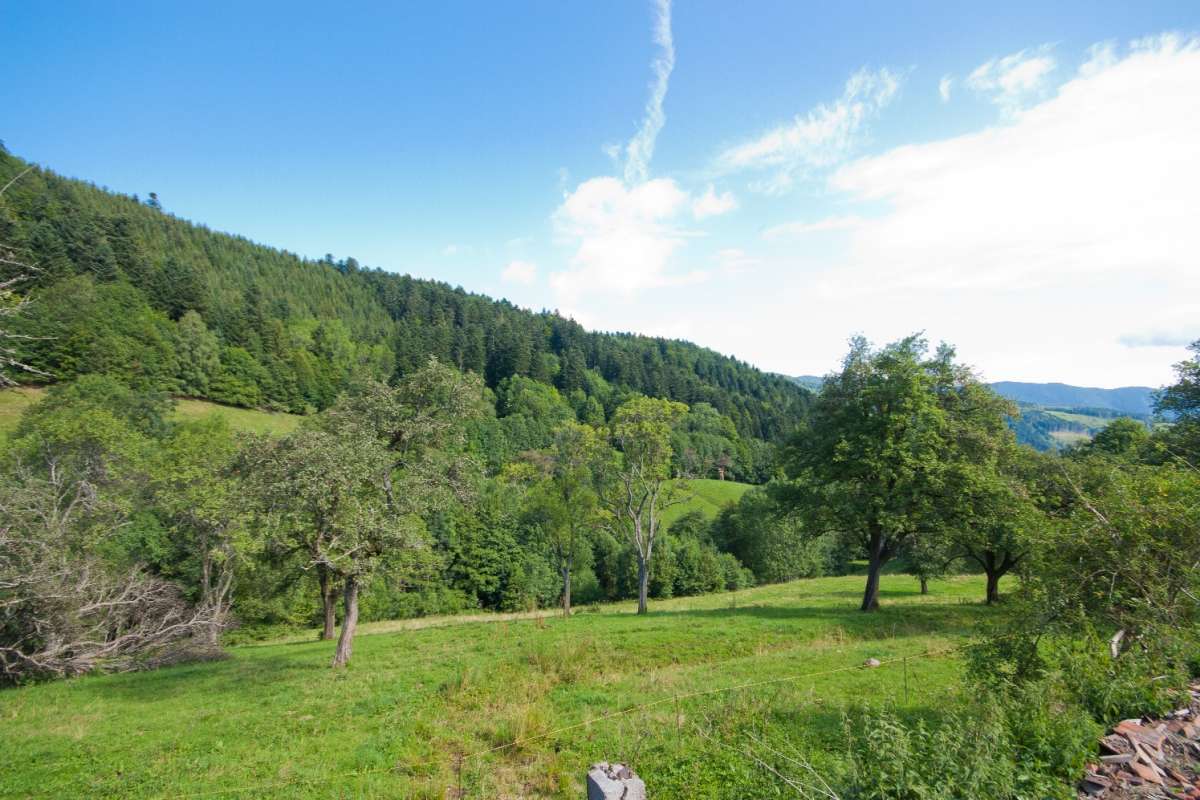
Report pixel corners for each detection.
[662,478,752,528]
[0,386,43,439]
[1044,409,1110,429]
[0,573,1008,799]
[173,398,302,436]
[0,387,302,439]
[1050,429,1093,446]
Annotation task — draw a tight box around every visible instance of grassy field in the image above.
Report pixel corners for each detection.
[0,387,301,440]
[0,386,42,439]
[173,398,302,436]
[0,573,1008,799]
[1044,409,1111,429]
[661,478,752,528]
[1050,429,1093,446]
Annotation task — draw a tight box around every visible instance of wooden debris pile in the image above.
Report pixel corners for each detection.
[1079,682,1200,799]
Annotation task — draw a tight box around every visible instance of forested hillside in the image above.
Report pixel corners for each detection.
[0,149,808,447]
[990,381,1156,416]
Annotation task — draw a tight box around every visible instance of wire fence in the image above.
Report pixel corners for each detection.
[176,636,992,799]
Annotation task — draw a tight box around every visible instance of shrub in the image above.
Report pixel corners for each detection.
[842,685,1098,800]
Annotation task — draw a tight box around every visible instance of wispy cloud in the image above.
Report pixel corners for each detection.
[1119,330,1197,349]
[966,44,1056,111]
[763,214,864,239]
[623,0,675,185]
[938,74,953,102]
[501,260,537,285]
[550,2,704,305]
[713,67,901,193]
[550,177,703,302]
[691,184,737,219]
[782,34,1200,384]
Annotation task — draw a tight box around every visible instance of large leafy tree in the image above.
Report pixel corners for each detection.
[521,422,607,617]
[246,358,487,667]
[319,357,489,511]
[152,417,256,644]
[603,396,688,614]
[941,446,1042,604]
[781,336,1014,611]
[242,423,411,667]
[1154,339,1200,460]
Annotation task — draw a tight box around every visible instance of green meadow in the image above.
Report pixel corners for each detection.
[0,573,1006,800]
[0,388,302,440]
[660,478,753,528]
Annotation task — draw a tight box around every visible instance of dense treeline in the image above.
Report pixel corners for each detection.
[0,365,801,681]
[4,147,1199,798]
[1007,402,1153,451]
[770,335,1200,799]
[0,149,808,454]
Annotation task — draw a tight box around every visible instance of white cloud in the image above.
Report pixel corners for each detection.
[714,248,758,276]
[546,2,706,306]
[763,214,865,239]
[788,34,1200,384]
[1080,41,1117,77]
[713,66,901,193]
[830,36,1200,289]
[550,176,705,302]
[1119,330,1198,349]
[622,0,675,184]
[938,75,953,102]
[691,184,737,219]
[501,259,537,285]
[442,244,463,256]
[965,45,1056,110]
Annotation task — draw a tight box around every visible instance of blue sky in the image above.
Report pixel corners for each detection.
[5,1,1199,386]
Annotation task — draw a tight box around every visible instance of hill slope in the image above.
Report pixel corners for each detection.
[0,573,1000,799]
[989,381,1156,416]
[0,387,301,439]
[0,150,809,444]
[662,478,753,529]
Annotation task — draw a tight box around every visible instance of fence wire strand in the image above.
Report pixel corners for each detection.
[174,635,995,799]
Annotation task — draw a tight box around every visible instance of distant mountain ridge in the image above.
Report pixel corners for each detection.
[792,375,1158,417]
[988,382,1157,416]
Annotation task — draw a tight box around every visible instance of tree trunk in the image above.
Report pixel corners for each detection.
[331,575,359,668]
[861,528,889,612]
[980,550,1008,605]
[985,570,1001,605]
[318,565,336,640]
[200,546,221,646]
[561,566,572,618]
[919,576,929,595]
[637,557,649,615]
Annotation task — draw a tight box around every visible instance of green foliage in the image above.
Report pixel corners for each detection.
[711,485,845,583]
[0,573,1006,798]
[781,335,1018,610]
[1074,416,1151,458]
[0,150,808,444]
[844,686,1098,800]
[1154,338,1200,460]
[1050,628,1193,723]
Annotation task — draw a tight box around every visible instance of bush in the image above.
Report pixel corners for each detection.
[1050,629,1193,724]
[711,486,848,583]
[843,685,1097,800]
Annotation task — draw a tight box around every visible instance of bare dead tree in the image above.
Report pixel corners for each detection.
[0,165,47,387]
[0,466,218,684]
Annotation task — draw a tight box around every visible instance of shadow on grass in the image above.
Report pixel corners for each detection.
[644,599,998,642]
[83,649,322,700]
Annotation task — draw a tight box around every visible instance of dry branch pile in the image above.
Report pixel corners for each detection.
[1080,682,1200,799]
